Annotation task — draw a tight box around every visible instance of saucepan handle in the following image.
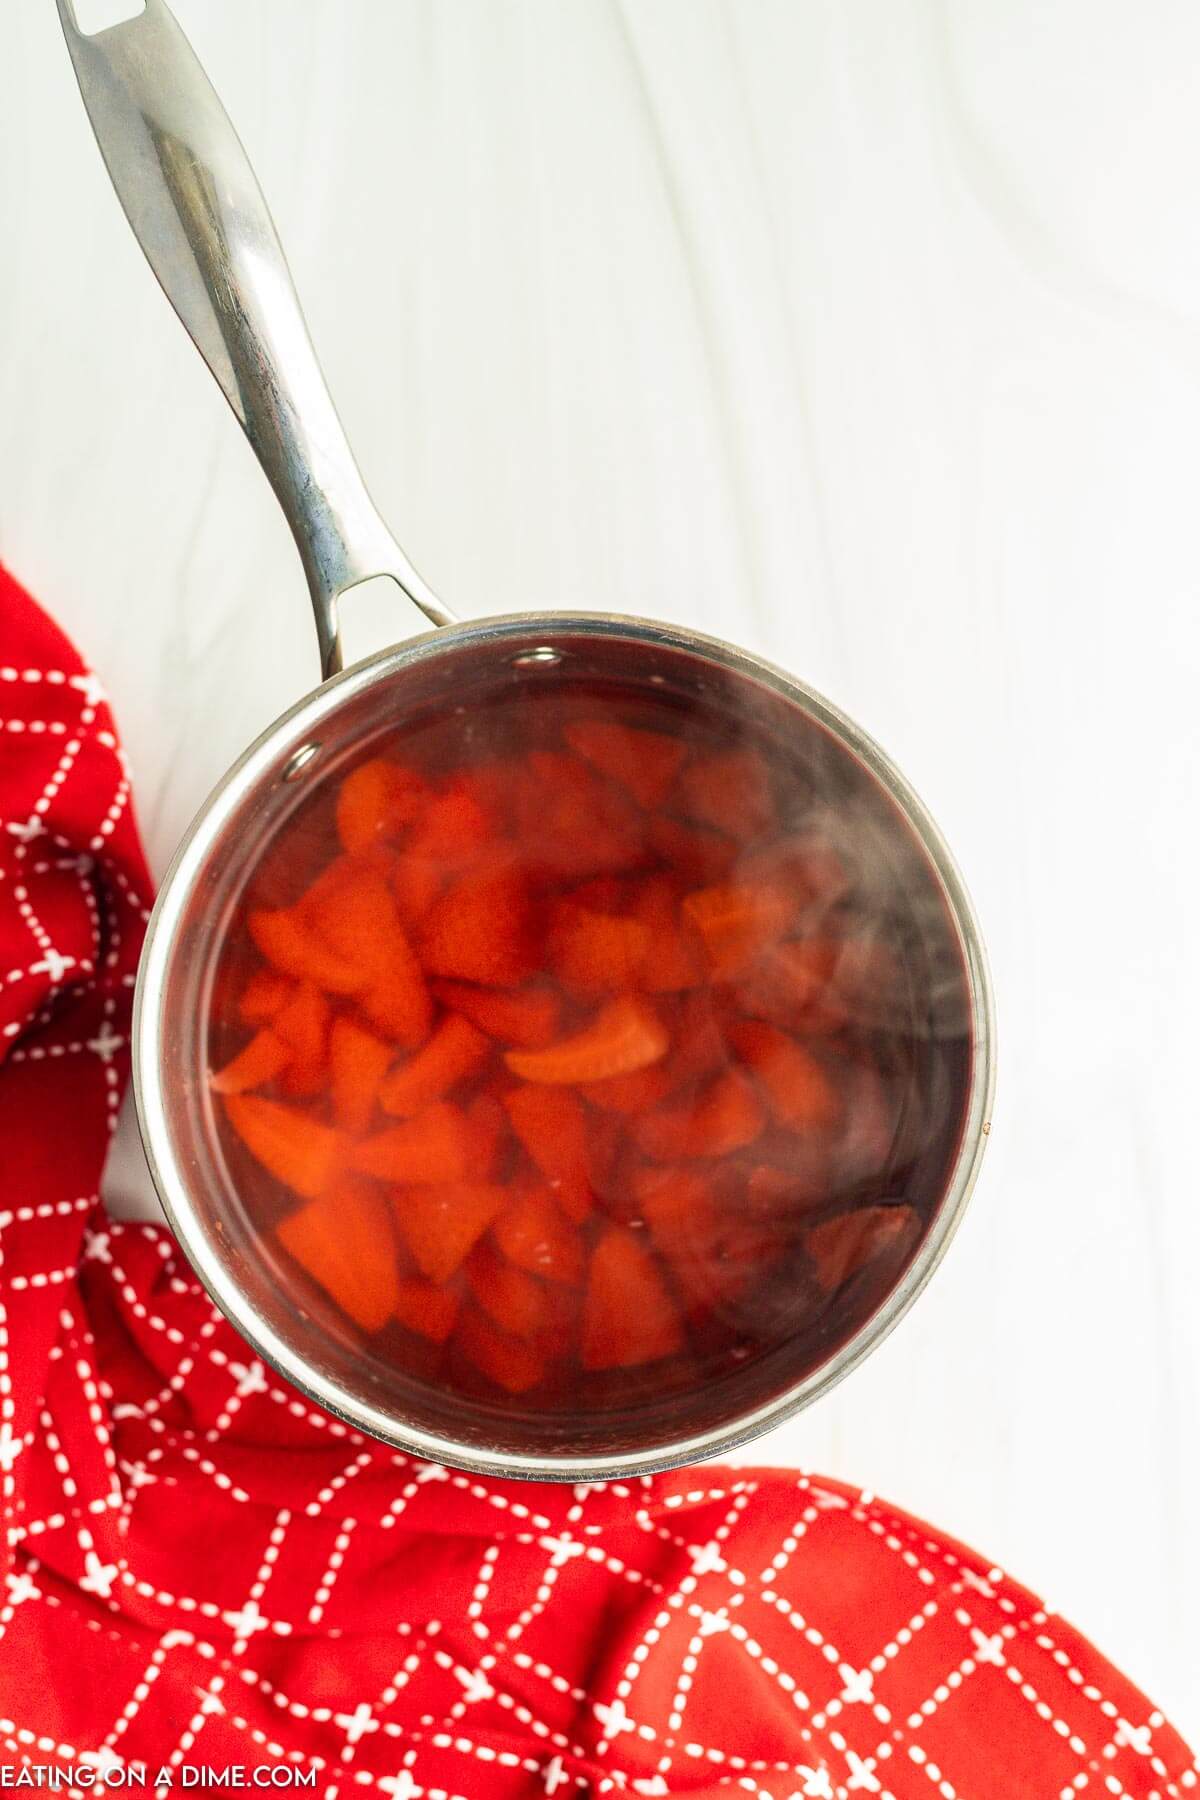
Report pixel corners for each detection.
[56,0,454,678]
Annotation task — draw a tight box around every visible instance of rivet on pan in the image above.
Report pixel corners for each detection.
[512,647,563,669]
[281,742,322,782]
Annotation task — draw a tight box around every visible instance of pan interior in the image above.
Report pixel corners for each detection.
[140,619,981,1470]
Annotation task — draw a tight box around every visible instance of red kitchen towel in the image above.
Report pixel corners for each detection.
[0,560,1193,1798]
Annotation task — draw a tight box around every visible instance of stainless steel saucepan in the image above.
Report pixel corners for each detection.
[59,0,994,1480]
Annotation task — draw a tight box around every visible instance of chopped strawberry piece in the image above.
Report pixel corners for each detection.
[463,1093,507,1181]
[419,860,534,988]
[738,833,851,912]
[731,938,846,1033]
[695,1215,781,1314]
[277,1058,328,1100]
[223,1095,343,1200]
[377,1015,490,1117]
[303,862,399,963]
[328,1016,393,1134]
[682,882,795,979]
[455,1309,546,1394]
[245,820,332,913]
[237,970,294,1026]
[726,1020,843,1132]
[248,908,368,995]
[294,851,364,917]
[210,1027,291,1095]
[456,757,509,812]
[629,876,704,992]
[407,778,494,869]
[349,1102,479,1184]
[585,1108,625,1195]
[803,839,854,909]
[660,991,730,1092]
[743,1161,828,1222]
[563,875,631,912]
[647,814,737,883]
[516,751,645,878]
[393,1276,461,1344]
[580,1063,673,1116]
[581,1228,684,1370]
[492,1186,584,1286]
[804,1205,920,1296]
[432,980,562,1049]
[276,1175,400,1331]
[632,1165,764,1312]
[740,937,897,1033]
[828,939,903,1026]
[391,1181,507,1284]
[305,860,413,972]
[772,937,845,1004]
[273,981,330,1069]
[359,947,433,1048]
[632,1165,717,1262]
[505,995,668,1086]
[590,1147,645,1223]
[563,719,687,811]
[534,1280,579,1362]
[336,757,427,854]
[391,855,445,928]
[502,1086,592,1222]
[295,865,433,1047]
[466,1242,548,1339]
[635,1069,765,1161]
[674,747,774,841]
[547,903,650,995]
[831,1057,903,1187]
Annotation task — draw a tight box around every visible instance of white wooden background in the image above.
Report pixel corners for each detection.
[2,0,1197,1736]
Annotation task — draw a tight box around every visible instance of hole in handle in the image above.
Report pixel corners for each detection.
[335,575,439,671]
[71,0,146,34]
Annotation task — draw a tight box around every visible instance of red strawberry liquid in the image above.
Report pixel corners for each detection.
[206,680,973,1431]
